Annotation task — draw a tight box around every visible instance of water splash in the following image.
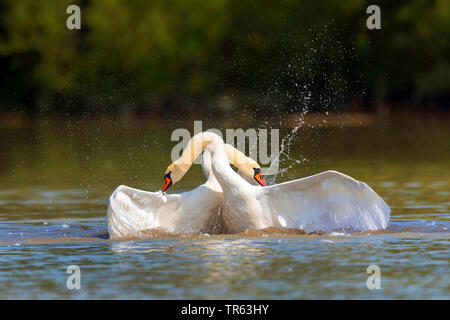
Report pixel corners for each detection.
[264,108,309,185]
[157,190,167,203]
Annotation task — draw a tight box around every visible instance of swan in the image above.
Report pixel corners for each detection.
[162,131,390,233]
[107,144,265,239]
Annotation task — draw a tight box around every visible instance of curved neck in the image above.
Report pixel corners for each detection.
[224,143,256,169]
[173,132,228,182]
[201,150,213,179]
[201,149,221,190]
[171,131,255,190]
[207,142,251,194]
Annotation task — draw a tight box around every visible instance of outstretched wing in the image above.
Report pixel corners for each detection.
[107,185,182,239]
[255,170,390,233]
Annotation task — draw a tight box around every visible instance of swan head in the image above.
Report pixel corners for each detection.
[253,167,267,186]
[237,158,267,187]
[223,143,266,187]
[162,162,188,193]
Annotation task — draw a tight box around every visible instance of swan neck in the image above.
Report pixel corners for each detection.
[173,132,225,181]
[208,143,249,193]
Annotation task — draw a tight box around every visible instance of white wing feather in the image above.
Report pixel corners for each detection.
[107,185,182,239]
[256,170,390,233]
[107,184,223,239]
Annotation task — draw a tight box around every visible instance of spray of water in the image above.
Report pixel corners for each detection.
[257,23,361,185]
[264,108,309,185]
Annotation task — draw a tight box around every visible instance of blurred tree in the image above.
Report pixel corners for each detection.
[0,0,448,115]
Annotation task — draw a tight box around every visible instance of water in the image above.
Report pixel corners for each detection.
[0,115,448,299]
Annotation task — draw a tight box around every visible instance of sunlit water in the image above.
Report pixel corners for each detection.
[0,116,448,299]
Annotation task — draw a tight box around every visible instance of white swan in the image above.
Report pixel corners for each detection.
[107,144,264,239]
[164,131,390,233]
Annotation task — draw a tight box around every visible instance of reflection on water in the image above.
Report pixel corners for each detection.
[0,234,448,299]
[0,117,448,299]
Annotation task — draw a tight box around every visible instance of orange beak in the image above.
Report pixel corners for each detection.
[161,173,172,193]
[254,172,267,187]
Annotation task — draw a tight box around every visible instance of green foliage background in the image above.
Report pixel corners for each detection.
[0,0,448,115]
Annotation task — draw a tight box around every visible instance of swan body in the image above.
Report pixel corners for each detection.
[179,132,390,233]
[107,144,260,239]
[221,169,390,233]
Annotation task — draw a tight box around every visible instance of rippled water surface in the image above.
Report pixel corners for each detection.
[0,116,448,299]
